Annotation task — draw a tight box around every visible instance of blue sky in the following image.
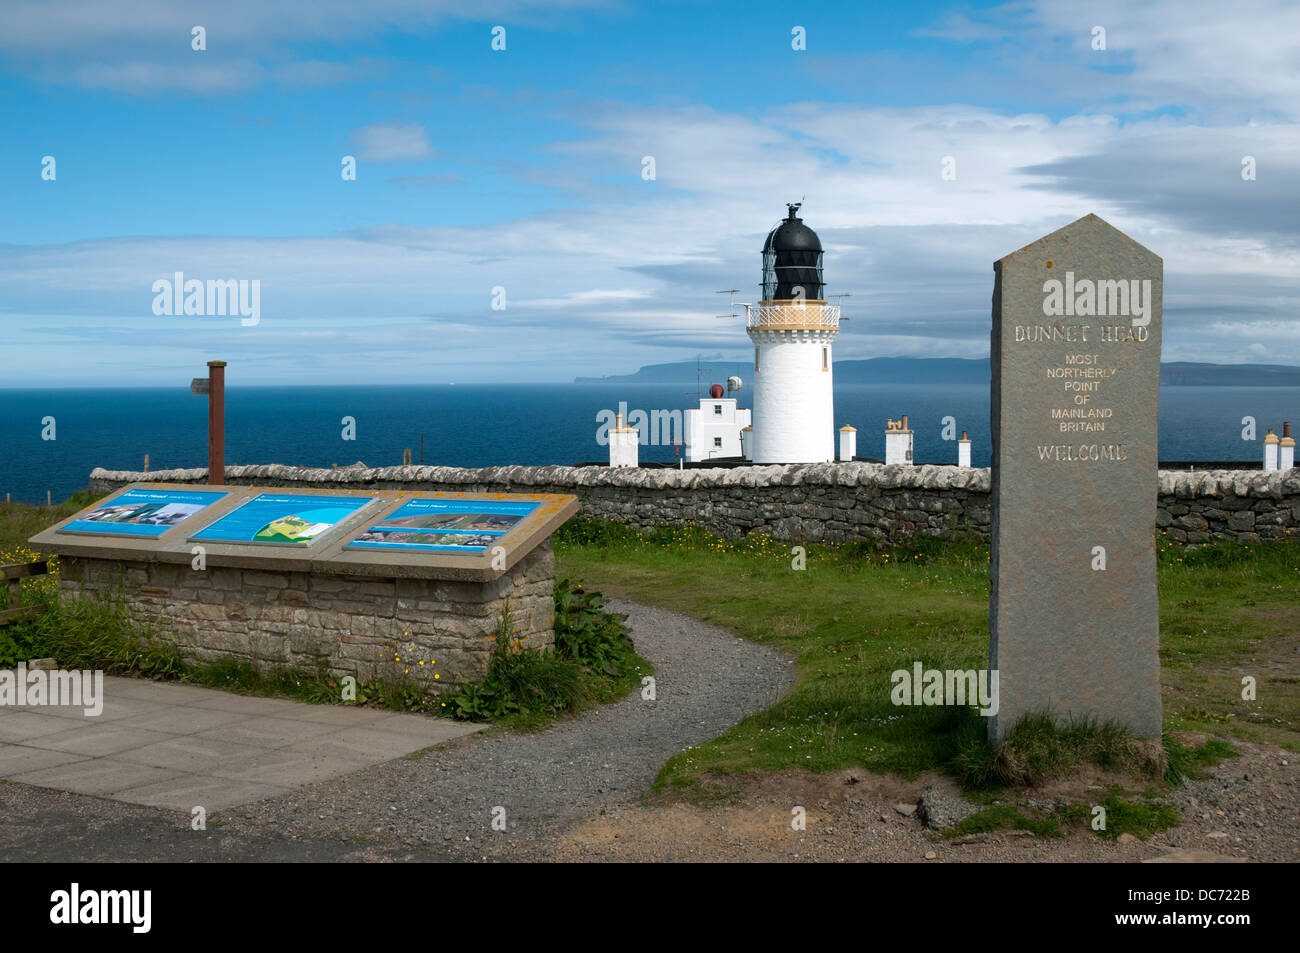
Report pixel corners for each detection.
[2,0,1298,385]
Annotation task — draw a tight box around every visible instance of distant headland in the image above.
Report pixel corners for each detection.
[575,358,1300,387]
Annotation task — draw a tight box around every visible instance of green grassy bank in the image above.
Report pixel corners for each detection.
[552,519,1298,801]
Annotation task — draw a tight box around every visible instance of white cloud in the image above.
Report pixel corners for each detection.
[349,123,436,162]
[518,289,654,309]
[917,0,1300,120]
[0,0,609,92]
[911,10,1012,43]
[4,0,1299,382]
[62,59,262,95]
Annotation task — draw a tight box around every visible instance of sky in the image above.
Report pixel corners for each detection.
[1,0,1298,386]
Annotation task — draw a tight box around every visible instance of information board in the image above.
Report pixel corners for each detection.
[31,483,579,582]
[345,497,540,552]
[59,488,231,538]
[191,493,374,546]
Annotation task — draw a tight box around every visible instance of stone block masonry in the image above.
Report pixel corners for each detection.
[57,541,556,690]
[89,462,1300,545]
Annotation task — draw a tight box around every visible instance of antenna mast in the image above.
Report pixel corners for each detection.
[830,292,854,321]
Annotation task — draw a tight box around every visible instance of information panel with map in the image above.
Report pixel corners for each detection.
[190,493,374,546]
[59,488,231,538]
[345,497,540,552]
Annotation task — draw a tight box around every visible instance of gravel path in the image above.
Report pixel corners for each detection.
[219,598,794,858]
[0,600,795,861]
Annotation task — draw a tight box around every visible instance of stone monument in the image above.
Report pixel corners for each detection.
[989,213,1163,742]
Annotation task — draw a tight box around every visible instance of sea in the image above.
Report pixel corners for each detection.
[1,383,1297,505]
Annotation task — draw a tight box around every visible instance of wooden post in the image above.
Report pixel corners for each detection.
[403,448,412,465]
[144,453,150,474]
[419,434,424,465]
[208,361,227,485]
[1,560,49,626]
[46,490,51,506]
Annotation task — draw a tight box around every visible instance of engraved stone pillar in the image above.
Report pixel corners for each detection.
[989,214,1163,742]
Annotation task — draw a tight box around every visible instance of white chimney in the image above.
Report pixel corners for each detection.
[958,430,971,468]
[609,412,639,468]
[1281,422,1295,470]
[838,425,857,462]
[884,415,913,466]
[1263,428,1280,471]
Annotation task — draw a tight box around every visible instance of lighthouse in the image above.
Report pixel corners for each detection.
[747,203,839,463]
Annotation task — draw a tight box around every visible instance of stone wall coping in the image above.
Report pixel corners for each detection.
[89,462,1300,498]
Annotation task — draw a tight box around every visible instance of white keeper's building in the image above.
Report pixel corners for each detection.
[684,384,751,462]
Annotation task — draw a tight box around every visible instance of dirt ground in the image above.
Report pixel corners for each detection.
[537,739,1296,862]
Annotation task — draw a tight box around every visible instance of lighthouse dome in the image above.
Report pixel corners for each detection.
[762,203,824,301]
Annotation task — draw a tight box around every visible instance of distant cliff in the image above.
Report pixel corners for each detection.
[1158,362,1300,386]
[575,361,753,384]
[576,358,1300,386]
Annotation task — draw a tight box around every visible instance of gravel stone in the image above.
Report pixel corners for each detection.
[917,784,981,830]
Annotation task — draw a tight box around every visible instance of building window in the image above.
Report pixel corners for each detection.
[713,437,722,448]
[713,404,723,415]
[754,346,760,372]
[822,346,828,371]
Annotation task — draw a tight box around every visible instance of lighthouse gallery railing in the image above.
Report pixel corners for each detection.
[746,302,840,330]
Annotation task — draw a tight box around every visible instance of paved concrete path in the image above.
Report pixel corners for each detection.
[0,676,481,811]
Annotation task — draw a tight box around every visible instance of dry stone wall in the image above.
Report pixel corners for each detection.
[89,462,1300,545]
[57,542,556,689]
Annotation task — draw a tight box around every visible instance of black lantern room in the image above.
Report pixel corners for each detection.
[761,203,824,302]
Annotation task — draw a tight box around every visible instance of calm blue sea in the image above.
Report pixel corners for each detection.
[1,383,1296,504]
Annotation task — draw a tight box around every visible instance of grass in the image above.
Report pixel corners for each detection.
[951,713,1166,789]
[950,804,1066,839]
[0,490,105,553]
[184,657,353,705]
[553,518,1300,802]
[1164,734,1239,785]
[441,582,650,731]
[1,580,184,677]
[953,792,1180,841]
[1154,531,1300,749]
[1085,792,1182,840]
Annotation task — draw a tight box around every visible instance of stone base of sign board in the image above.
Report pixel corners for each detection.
[55,541,556,690]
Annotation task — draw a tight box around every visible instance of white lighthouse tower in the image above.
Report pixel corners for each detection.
[747,204,839,463]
